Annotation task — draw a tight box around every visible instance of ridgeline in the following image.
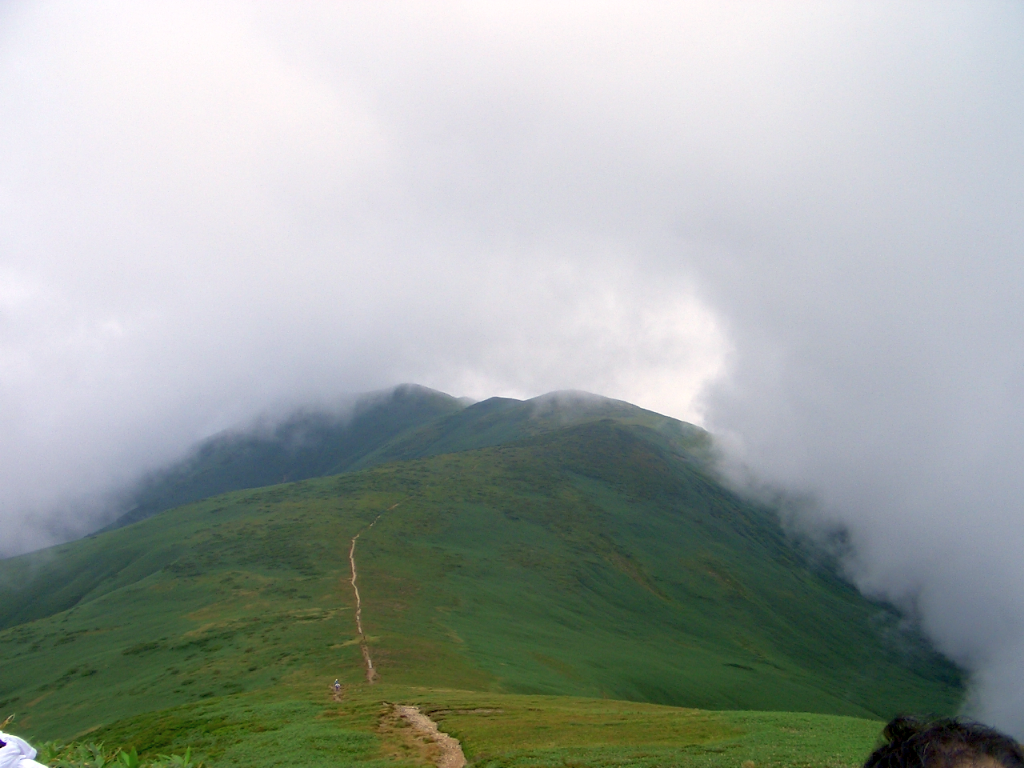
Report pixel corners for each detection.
[0,386,962,768]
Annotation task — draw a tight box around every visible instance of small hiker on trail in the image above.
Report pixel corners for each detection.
[334,679,341,693]
[0,729,49,768]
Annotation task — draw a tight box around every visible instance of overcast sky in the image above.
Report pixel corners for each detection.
[2,0,1023,733]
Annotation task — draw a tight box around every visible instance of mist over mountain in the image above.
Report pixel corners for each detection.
[109,385,706,530]
[2,1,1023,737]
[0,389,961,747]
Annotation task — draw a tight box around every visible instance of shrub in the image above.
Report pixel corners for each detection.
[36,741,202,768]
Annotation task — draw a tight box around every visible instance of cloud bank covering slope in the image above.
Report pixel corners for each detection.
[1,1,1023,732]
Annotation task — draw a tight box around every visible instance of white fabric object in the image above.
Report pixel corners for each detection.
[0,732,47,768]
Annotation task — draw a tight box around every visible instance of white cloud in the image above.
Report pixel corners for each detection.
[2,0,1024,733]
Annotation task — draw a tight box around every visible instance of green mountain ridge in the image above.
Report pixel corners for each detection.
[108,384,466,529]
[0,386,963,765]
[109,385,703,532]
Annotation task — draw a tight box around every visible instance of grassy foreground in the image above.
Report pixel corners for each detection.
[43,683,884,768]
[0,434,960,739]
[0,394,959,765]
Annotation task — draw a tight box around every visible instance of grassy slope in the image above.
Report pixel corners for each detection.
[110,385,466,529]
[0,420,961,750]
[74,686,887,768]
[352,391,708,467]
[107,388,706,532]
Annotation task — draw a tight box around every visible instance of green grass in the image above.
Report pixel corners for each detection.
[0,401,960,763]
[109,388,711,533]
[111,385,465,529]
[28,685,886,768]
[78,692,408,768]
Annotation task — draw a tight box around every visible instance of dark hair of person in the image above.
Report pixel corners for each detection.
[865,716,1024,768]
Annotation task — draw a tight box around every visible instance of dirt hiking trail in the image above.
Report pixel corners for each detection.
[343,504,467,768]
[347,504,399,683]
[393,705,467,768]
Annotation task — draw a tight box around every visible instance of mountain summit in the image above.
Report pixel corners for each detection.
[0,386,961,745]
[108,385,706,530]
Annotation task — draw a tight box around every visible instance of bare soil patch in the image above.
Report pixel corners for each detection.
[385,704,466,768]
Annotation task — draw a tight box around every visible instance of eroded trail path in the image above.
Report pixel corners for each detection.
[348,531,376,683]
[346,505,467,767]
[393,705,467,768]
[347,506,397,683]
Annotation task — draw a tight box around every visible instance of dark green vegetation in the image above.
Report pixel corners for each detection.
[108,385,468,530]
[39,686,886,768]
[0,387,962,766]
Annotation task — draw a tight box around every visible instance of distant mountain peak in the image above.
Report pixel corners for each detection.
[98,385,708,533]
